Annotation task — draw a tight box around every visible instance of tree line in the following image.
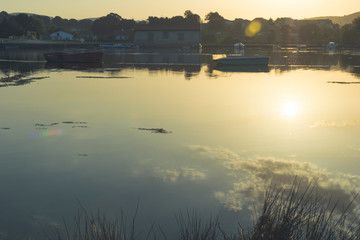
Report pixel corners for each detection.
[0,10,359,45]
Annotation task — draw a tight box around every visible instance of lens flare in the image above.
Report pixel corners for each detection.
[245,20,262,37]
[30,129,64,138]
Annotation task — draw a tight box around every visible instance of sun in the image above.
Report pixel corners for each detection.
[283,101,299,117]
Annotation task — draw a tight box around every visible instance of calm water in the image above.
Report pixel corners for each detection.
[1,47,360,239]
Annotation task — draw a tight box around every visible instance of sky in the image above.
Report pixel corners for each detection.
[1,0,359,21]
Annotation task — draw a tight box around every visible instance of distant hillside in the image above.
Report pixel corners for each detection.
[8,12,97,21]
[304,11,360,26]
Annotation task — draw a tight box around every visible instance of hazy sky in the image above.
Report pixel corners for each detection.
[1,0,358,21]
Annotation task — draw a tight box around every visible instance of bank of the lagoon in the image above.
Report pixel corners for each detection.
[1,47,360,239]
[1,39,360,51]
[0,39,99,49]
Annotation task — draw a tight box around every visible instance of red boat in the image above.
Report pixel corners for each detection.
[44,52,103,63]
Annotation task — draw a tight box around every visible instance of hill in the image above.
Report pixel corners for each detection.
[303,11,360,26]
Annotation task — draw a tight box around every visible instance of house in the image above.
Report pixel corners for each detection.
[49,31,74,41]
[133,24,200,47]
[113,29,132,42]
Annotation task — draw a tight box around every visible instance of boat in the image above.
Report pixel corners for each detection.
[213,55,269,66]
[325,42,337,51]
[234,42,245,48]
[100,43,132,49]
[44,52,103,63]
[215,65,269,73]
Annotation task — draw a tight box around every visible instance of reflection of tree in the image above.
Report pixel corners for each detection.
[0,61,46,87]
[0,61,44,75]
[339,55,360,78]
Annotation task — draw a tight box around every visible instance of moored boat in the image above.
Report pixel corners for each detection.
[44,52,103,63]
[213,56,269,66]
[325,42,337,52]
[100,43,132,49]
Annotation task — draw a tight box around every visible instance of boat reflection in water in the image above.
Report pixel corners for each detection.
[214,64,270,73]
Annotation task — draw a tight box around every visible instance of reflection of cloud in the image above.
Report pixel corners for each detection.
[309,120,360,128]
[154,167,206,183]
[188,145,360,213]
[181,167,206,181]
[188,145,240,161]
[348,146,360,152]
[154,168,180,183]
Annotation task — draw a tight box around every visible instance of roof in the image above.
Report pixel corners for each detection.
[134,24,200,31]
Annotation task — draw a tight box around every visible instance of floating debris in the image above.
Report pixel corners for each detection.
[32,122,88,131]
[328,81,360,84]
[76,76,131,79]
[35,123,59,127]
[78,154,88,157]
[1,127,10,130]
[62,121,88,124]
[137,128,172,134]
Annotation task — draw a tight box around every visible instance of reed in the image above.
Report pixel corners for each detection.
[45,179,360,240]
[250,179,360,240]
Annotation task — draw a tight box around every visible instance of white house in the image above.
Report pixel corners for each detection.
[133,25,200,47]
[49,31,74,41]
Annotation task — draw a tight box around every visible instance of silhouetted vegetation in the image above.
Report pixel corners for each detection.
[0,10,359,46]
[46,180,360,240]
[147,10,200,26]
[92,13,135,42]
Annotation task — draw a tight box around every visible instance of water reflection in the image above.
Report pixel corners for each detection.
[211,65,270,73]
[1,47,360,239]
[282,101,300,118]
[45,62,103,70]
[1,48,360,82]
[188,145,360,214]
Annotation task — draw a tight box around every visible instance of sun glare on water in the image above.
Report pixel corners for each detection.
[283,101,299,117]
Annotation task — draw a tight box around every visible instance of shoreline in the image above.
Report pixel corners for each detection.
[1,40,359,50]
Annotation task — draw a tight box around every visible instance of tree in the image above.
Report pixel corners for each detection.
[0,11,8,22]
[299,23,320,43]
[184,10,200,24]
[280,24,292,43]
[0,18,23,37]
[92,13,123,36]
[205,12,225,32]
[341,24,359,45]
[30,15,45,35]
[353,17,360,32]
[13,14,31,34]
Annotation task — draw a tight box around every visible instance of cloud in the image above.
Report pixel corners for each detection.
[188,145,360,213]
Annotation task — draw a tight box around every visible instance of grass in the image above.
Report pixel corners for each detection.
[45,179,360,240]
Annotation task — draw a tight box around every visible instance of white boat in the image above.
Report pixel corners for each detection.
[325,42,337,51]
[234,42,245,48]
[213,55,269,66]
